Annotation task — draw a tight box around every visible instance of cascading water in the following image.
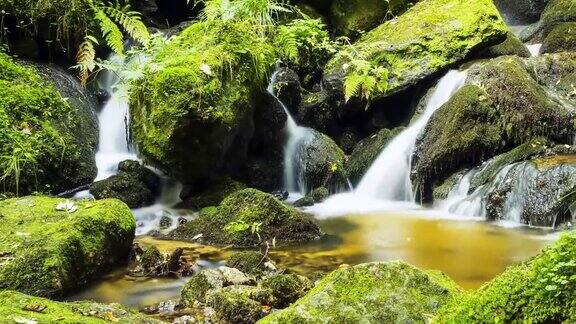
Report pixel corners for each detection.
[95,56,138,181]
[356,70,468,200]
[309,70,467,217]
[267,69,314,196]
[527,44,542,57]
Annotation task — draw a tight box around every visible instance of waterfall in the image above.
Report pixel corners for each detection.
[355,70,468,200]
[527,44,542,57]
[267,69,314,195]
[94,55,138,181]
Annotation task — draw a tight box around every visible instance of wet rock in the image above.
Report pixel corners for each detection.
[493,0,549,25]
[181,269,225,305]
[346,127,405,184]
[0,290,161,323]
[0,197,135,298]
[170,189,321,247]
[219,266,253,286]
[226,251,267,276]
[541,22,576,54]
[206,288,263,324]
[294,187,330,207]
[260,261,461,323]
[159,215,173,229]
[435,231,576,322]
[475,32,531,59]
[325,0,507,102]
[271,191,289,201]
[177,177,246,210]
[90,160,160,208]
[271,67,301,112]
[260,274,313,308]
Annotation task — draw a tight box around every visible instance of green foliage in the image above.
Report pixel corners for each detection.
[201,0,291,31]
[343,58,389,104]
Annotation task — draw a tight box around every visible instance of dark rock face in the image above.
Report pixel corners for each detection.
[272,68,302,113]
[177,177,246,210]
[493,0,549,25]
[475,32,531,59]
[90,160,161,208]
[541,22,576,53]
[413,54,576,201]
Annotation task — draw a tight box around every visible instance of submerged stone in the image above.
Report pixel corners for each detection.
[0,290,161,323]
[259,261,461,323]
[170,189,321,247]
[435,231,576,322]
[0,196,135,298]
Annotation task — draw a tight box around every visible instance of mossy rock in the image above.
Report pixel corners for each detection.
[181,269,225,305]
[177,177,247,210]
[170,189,321,247]
[325,0,507,101]
[329,0,418,39]
[475,32,531,59]
[299,131,348,193]
[526,51,576,101]
[0,290,161,323]
[434,231,576,322]
[259,261,461,323]
[493,0,549,25]
[541,22,576,54]
[260,273,313,308]
[541,0,576,27]
[346,127,404,184]
[140,245,163,271]
[414,56,575,200]
[206,288,264,324]
[294,187,330,207]
[0,196,135,298]
[130,20,276,185]
[0,51,98,196]
[226,251,267,276]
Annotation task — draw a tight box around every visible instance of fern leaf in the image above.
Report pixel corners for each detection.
[74,36,98,86]
[344,73,365,102]
[102,3,150,43]
[95,9,125,54]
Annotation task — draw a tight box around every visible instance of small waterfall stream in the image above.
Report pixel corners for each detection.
[267,69,314,196]
[309,70,467,216]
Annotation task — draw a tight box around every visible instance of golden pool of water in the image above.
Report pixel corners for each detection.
[70,212,554,308]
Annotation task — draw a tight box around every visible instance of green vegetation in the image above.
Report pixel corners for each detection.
[0,196,135,298]
[326,0,507,102]
[541,22,576,54]
[435,231,576,322]
[0,51,97,196]
[170,188,321,247]
[259,261,461,323]
[0,290,161,323]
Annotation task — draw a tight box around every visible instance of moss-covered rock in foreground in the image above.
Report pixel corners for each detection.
[475,32,531,59]
[435,231,576,322]
[0,51,98,196]
[325,0,507,101]
[299,131,348,193]
[170,189,321,247]
[0,196,135,298]
[130,20,275,185]
[541,22,576,54]
[259,261,461,323]
[0,290,160,323]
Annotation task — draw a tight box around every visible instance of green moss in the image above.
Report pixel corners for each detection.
[130,19,276,183]
[207,289,263,324]
[260,274,313,308]
[0,290,161,323]
[181,269,225,305]
[476,32,531,59]
[0,196,135,298]
[346,127,404,184]
[541,22,576,54]
[178,177,247,210]
[227,251,267,276]
[435,231,576,323]
[541,0,576,27]
[301,132,348,193]
[0,51,96,195]
[326,0,507,100]
[140,245,163,270]
[171,189,321,247]
[259,261,461,323]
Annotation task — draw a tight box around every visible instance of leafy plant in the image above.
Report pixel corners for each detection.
[224,220,263,240]
[0,144,37,196]
[343,58,389,104]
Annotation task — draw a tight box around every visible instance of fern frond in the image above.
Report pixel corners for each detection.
[101,2,150,43]
[94,9,124,54]
[344,73,365,102]
[74,35,98,86]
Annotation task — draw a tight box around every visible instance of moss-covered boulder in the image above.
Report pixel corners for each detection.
[259,261,461,323]
[329,0,417,39]
[541,22,576,54]
[413,55,575,200]
[0,290,161,323]
[476,32,531,59]
[526,51,576,101]
[130,20,276,185]
[541,0,576,28]
[181,269,226,305]
[90,160,160,208]
[170,189,321,247]
[298,131,348,193]
[0,51,98,196]
[0,196,135,298]
[325,0,507,101]
[260,273,313,308]
[227,251,267,276]
[177,177,246,210]
[434,231,576,322]
[347,127,404,184]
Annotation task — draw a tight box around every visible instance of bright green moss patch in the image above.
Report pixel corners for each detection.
[0,51,97,195]
[259,261,461,323]
[170,188,321,247]
[326,0,507,100]
[435,231,576,322]
[0,196,135,297]
[0,290,160,323]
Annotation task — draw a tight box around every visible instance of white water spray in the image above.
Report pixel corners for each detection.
[527,44,542,57]
[267,69,314,195]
